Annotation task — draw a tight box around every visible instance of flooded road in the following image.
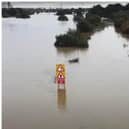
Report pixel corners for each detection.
[2,13,129,129]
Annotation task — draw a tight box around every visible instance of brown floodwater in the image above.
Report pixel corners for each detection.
[2,12,129,129]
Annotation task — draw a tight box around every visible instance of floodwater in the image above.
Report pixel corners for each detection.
[2,12,129,129]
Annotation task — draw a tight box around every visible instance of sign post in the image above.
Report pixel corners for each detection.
[56,64,66,88]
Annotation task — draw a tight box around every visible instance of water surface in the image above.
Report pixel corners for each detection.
[2,12,129,129]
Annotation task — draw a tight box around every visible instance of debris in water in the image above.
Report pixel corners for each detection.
[68,58,79,63]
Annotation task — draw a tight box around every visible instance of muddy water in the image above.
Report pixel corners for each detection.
[2,13,129,129]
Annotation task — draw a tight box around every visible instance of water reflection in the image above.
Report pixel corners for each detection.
[56,47,88,57]
[57,87,67,111]
[3,11,129,129]
[58,21,68,26]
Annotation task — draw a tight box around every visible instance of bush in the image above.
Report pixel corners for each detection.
[56,9,72,15]
[105,4,124,18]
[88,4,126,18]
[86,13,101,26]
[55,29,89,48]
[88,5,104,17]
[112,10,129,27]
[2,8,33,18]
[73,14,84,22]
[77,20,93,32]
[58,15,68,21]
[120,20,129,34]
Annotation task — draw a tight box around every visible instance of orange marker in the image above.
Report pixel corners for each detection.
[56,64,65,84]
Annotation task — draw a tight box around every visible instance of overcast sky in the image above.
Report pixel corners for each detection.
[2,2,128,8]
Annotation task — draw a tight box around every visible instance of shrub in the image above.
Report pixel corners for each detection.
[56,9,72,15]
[88,5,104,17]
[73,14,84,22]
[55,29,89,48]
[120,20,129,34]
[77,20,93,32]
[112,10,129,27]
[86,13,101,26]
[58,15,68,21]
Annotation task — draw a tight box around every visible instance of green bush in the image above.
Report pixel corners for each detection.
[86,13,101,26]
[77,20,93,32]
[55,29,89,48]
[112,10,129,27]
[58,15,68,21]
[120,20,129,34]
[112,10,129,34]
[73,14,84,22]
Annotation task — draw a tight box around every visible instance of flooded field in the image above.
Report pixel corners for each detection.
[2,12,129,129]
